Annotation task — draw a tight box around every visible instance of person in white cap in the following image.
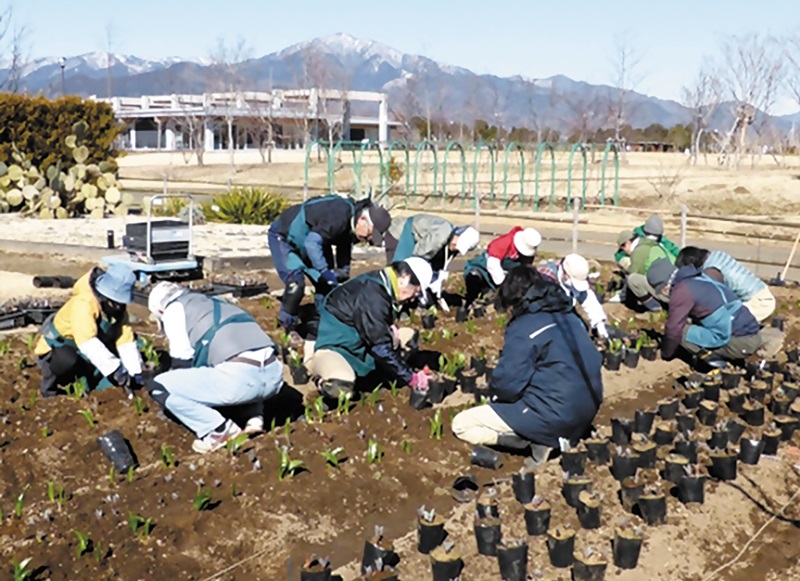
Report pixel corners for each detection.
[307,257,435,398]
[539,254,610,338]
[384,214,480,308]
[462,226,542,308]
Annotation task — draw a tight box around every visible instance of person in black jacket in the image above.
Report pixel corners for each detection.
[307,257,434,397]
[451,267,604,463]
[267,195,391,332]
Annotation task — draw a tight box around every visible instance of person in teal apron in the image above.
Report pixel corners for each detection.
[648,259,767,363]
[307,257,434,398]
[267,196,391,333]
[34,264,143,397]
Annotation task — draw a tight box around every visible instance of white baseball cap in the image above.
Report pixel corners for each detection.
[402,257,433,291]
[454,226,480,256]
[513,228,542,257]
[562,254,590,292]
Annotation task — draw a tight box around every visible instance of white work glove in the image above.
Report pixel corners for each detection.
[429,271,450,312]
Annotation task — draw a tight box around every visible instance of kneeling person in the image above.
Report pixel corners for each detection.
[147,283,283,454]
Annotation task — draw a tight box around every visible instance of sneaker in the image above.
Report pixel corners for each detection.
[244,416,265,435]
[192,420,242,454]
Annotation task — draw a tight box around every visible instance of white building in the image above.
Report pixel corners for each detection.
[93,89,398,151]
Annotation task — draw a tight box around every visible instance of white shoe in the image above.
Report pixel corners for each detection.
[192,420,243,454]
[608,292,622,303]
[244,416,265,435]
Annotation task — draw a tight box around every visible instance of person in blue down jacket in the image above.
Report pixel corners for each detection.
[451,266,604,463]
[675,246,776,323]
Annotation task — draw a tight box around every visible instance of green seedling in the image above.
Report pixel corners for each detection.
[92,542,106,564]
[278,330,292,348]
[47,481,67,509]
[496,314,507,329]
[427,305,438,316]
[65,377,88,400]
[287,348,303,368]
[608,338,624,354]
[127,512,154,540]
[225,432,249,456]
[139,336,161,367]
[73,530,91,558]
[160,444,176,469]
[107,466,116,488]
[366,439,383,464]
[229,482,241,499]
[16,355,28,371]
[259,295,275,309]
[13,486,28,519]
[367,384,382,406]
[12,557,32,581]
[40,425,52,438]
[595,281,604,295]
[269,417,277,433]
[336,390,352,416]
[126,466,135,483]
[312,396,325,422]
[440,328,455,340]
[0,339,10,356]
[21,392,36,411]
[400,440,412,454]
[438,353,466,378]
[389,380,399,398]
[283,417,292,437]
[278,446,305,481]
[320,446,345,468]
[25,333,36,352]
[429,409,443,440]
[133,396,147,416]
[78,409,96,427]
[421,330,435,343]
[193,488,214,511]
[465,319,477,334]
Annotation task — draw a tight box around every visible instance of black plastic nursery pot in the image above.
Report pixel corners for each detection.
[441,375,457,396]
[300,557,332,581]
[775,416,798,441]
[632,442,657,469]
[620,477,644,513]
[783,383,800,401]
[788,348,799,363]
[512,469,536,504]
[291,364,310,384]
[657,398,680,420]
[97,430,138,474]
[576,491,602,529]
[676,413,697,434]
[422,313,436,329]
[613,529,644,570]
[681,388,704,409]
[361,534,400,574]
[762,429,781,456]
[604,351,623,371]
[673,439,698,463]
[610,451,639,481]
[473,305,486,318]
[640,344,658,362]
[426,380,445,404]
[471,445,504,470]
[633,409,656,435]
[702,380,721,402]
[497,540,528,581]
[474,517,502,556]
[708,451,738,481]
[727,390,748,414]
[560,447,588,475]
[664,454,690,484]
[721,370,744,390]
[772,316,785,331]
[546,528,576,568]
[678,474,706,504]
[770,396,791,417]
[523,499,551,536]
[459,369,478,394]
[726,419,747,445]
[707,430,729,450]
[472,387,491,404]
[639,493,667,526]
[476,497,501,519]
[623,349,640,369]
[572,552,609,581]
[455,307,469,323]
[653,422,676,446]
[738,438,766,465]
[759,371,776,388]
[470,356,486,377]
[417,514,446,554]
[748,382,769,404]
[360,567,399,580]
[696,400,719,427]
[741,402,765,427]
[585,438,611,465]
[791,400,800,420]
[409,389,431,410]
[563,477,593,508]
[611,417,633,445]
[429,544,463,581]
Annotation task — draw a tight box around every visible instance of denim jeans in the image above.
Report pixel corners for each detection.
[267,229,303,284]
[156,357,284,438]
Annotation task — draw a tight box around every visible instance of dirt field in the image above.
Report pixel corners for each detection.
[1,256,800,580]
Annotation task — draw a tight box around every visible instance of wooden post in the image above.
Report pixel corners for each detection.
[572,197,580,254]
[781,231,800,282]
[680,205,688,248]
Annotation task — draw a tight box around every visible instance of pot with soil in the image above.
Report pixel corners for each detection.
[512,468,536,504]
[470,354,487,377]
[681,387,704,409]
[702,378,721,402]
[455,307,469,323]
[289,359,310,384]
[631,436,657,469]
[360,526,400,574]
[417,507,446,554]
[653,421,677,446]
[496,539,528,581]
[673,437,699,463]
[471,446,504,470]
[409,389,431,410]
[782,382,800,401]
[759,371,776,389]
[474,516,502,556]
[708,449,738,481]
[572,547,608,581]
[633,409,656,435]
[576,490,602,529]
[523,496,550,536]
[611,417,633,445]
[770,392,791,416]
[727,388,748,414]
[562,474,593,508]
[741,400,765,426]
[300,556,332,581]
[97,430,138,474]
[788,348,799,363]
[613,524,644,570]
[748,380,769,404]
[560,443,588,475]
[430,542,463,581]
[738,436,766,465]
[604,349,623,371]
[623,347,640,369]
[459,368,478,394]
[762,425,782,455]
[721,369,744,390]
[639,486,667,525]
[546,527,576,568]
[657,397,679,420]
[585,435,611,465]
[696,400,719,427]
[476,489,500,519]
[620,476,644,513]
[707,426,729,450]
[772,316,785,331]
[422,312,436,329]
[726,418,747,445]
[641,344,658,362]
[473,305,486,318]
[775,415,798,441]
[676,412,697,434]
[664,453,690,483]
[611,447,640,481]
[677,465,706,504]
[790,399,800,420]
[440,374,457,397]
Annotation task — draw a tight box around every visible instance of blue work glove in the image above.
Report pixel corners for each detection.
[320,269,339,288]
[332,268,350,283]
[132,374,144,390]
[278,310,299,330]
[110,365,131,389]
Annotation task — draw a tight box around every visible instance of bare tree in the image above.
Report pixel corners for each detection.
[105,21,116,100]
[301,46,352,156]
[680,68,722,165]
[786,30,800,108]
[208,36,251,170]
[608,33,645,159]
[0,7,28,93]
[714,33,784,169]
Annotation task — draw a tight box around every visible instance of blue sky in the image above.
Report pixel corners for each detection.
[12,0,800,113]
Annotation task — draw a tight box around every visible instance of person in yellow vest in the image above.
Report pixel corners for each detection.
[35,264,143,397]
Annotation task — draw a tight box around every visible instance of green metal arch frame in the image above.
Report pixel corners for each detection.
[600,141,620,206]
[534,142,556,211]
[353,140,383,197]
[442,140,467,204]
[502,142,526,208]
[567,142,589,209]
[412,140,439,202]
[384,141,411,204]
[327,141,362,193]
[471,140,496,202]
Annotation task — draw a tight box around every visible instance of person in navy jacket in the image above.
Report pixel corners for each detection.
[451,266,604,463]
